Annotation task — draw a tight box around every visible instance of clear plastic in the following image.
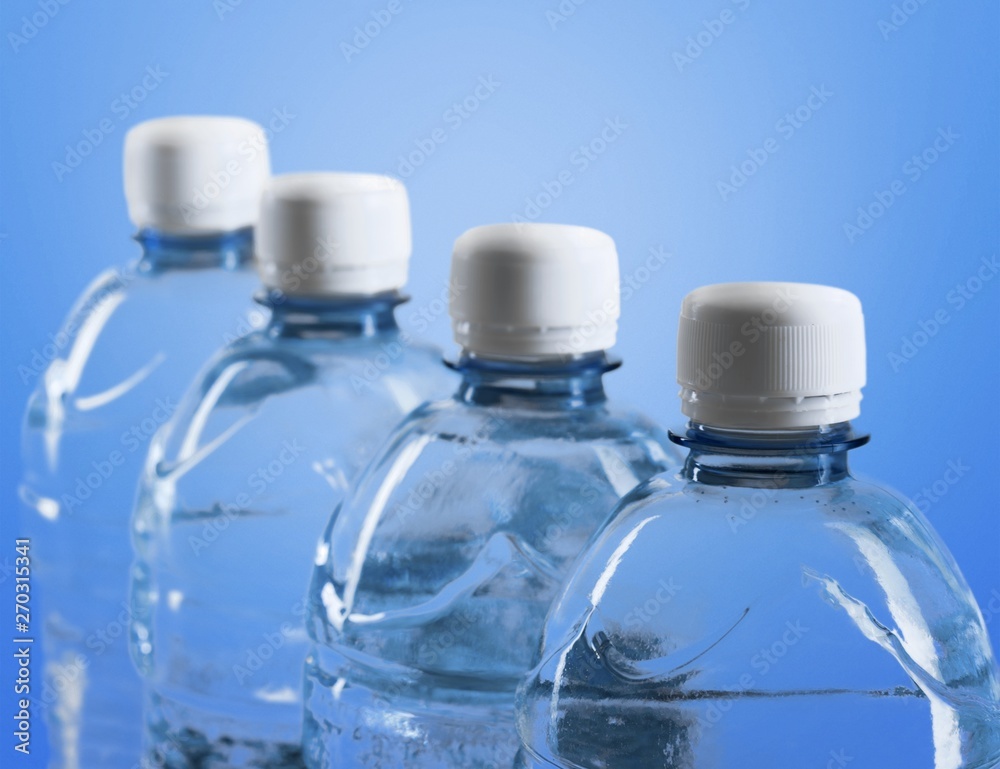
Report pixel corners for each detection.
[19,229,260,768]
[302,353,680,768]
[517,423,1000,769]
[129,292,455,769]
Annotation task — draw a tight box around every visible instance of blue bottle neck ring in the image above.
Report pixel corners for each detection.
[257,290,404,339]
[449,351,616,410]
[136,227,254,272]
[670,421,870,487]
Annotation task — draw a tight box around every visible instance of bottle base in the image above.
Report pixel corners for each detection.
[144,690,304,769]
[302,668,520,769]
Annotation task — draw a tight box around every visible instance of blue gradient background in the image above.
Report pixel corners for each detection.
[1,1,998,764]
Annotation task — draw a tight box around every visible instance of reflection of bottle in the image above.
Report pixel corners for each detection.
[303,224,680,769]
[130,172,455,769]
[19,116,270,768]
[518,282,1000,769]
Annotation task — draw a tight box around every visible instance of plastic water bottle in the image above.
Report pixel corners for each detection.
[130,172,456,768]
[517,282,1000,769]
[19,116,270,769]
[303,223,681,768]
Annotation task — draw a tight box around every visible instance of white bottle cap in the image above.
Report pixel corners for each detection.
[450,223,620,359]
[677,282,866,429]
[124,116,270,234]
[256,173,411,297]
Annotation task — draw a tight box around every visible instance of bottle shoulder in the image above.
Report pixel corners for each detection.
[331,397,678,507]
[143,334,453,480]
[24,263,258,417]
[167,332,452,420]
[558,473,969,594]
[383,396,675,448]
[530,471,998,706]
[312,400,677,630]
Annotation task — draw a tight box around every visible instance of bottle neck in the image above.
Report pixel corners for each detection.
[136,227,254,272]
[258,290,403,339]
[450,351,615,410]
[670,421,869,488]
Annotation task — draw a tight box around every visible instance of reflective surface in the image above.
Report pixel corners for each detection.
[303,354,680,768]
[130,293,455,768]
[517,424,1000,769]
[20,230,259,768]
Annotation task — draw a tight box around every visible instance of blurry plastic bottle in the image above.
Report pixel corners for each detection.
[517,282,1000,769]
[130,173,456,769]
[20,116,270,769]
[303,223,680,768]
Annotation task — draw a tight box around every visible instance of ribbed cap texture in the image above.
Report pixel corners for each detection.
[677,282,866,428]
[124,116,270,234]
[256,172,411,297]
[450,223,620,358]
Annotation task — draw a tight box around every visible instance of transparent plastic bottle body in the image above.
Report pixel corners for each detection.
[19,230,259,769]
[517,424,1000,769]
[130,294,455,769]
[303,354,680,769]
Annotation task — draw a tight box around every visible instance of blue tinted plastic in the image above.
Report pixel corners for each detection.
[129,292,455,768]
[302,353,680,768]
[20,229,260,767]
[517,423,1000,768]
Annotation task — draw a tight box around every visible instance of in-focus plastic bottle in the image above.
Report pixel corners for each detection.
[517,282,1000,769]
[303,223,681,768]
[19,117,270,769]
[129,173,456,768]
